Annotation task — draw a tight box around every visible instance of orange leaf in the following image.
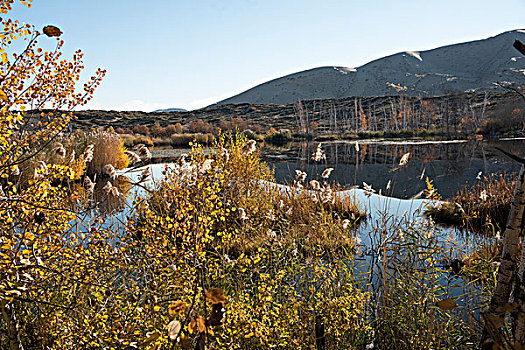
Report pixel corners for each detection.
[436,298,457,311]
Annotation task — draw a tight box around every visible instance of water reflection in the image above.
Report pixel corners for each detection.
[88,175,132,217]
[263,139,525,199]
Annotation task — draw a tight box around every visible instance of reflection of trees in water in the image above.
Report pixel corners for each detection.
[267,140,524,198]
[292,140,523,173]
[91,175,131,216]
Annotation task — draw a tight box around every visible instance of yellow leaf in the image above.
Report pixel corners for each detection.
[169,300,187,317]
[436,298,457,311]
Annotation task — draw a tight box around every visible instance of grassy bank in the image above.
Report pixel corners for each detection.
[425,173,514,235]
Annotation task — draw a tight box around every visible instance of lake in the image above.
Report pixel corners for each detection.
[260,138,525,199]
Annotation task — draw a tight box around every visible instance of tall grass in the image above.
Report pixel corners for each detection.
[425,173,514,235]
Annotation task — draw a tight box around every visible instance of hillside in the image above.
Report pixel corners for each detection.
[68,89,524,137]
[216,30,525,105]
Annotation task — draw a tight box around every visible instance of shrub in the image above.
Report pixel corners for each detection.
[132,124,150,136]
[84,128,130,175]
[264,128,292,144]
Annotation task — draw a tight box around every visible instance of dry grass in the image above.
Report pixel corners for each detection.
[425,173,514,235]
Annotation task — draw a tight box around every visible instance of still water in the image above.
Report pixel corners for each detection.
[261,138,525,199]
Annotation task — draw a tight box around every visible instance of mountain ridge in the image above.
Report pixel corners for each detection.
[215,29,525,105]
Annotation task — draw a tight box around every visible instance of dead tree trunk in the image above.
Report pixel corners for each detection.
[1,304,25,350]
[483,165,525,347]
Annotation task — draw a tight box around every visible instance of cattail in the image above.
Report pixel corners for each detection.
[309,180,321,190]
[321,168,333,179]
[200,159,214,173]
[125,150,141,164]
[295,170,307,183]
[83,145,94,163]
[84,176,96,193]
[103,164,117,178]
[54,142,66,159]
[134,144,151,160]
[399,152,410,166]
[312,143,325,161]
[241,140,256,155]
[363,182,376,197]
[238,207,248,221]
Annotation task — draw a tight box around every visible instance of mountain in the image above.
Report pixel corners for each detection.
[216,30,525,105]
[153,107,187,112]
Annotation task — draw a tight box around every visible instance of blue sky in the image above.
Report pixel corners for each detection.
[9,0,525,111]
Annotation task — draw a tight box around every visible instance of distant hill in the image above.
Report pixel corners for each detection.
[216,29,525,105]
[153,108,187,112]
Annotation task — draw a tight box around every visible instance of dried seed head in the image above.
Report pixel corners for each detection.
[399,152,410,166]
[177,153,188,167]
[295,170,307,183]
[342,219,351,229]
[125,150,141,164]
[363,182,376,197]
[312,143,325,162]
[321,168,333,179]
[309,180,321,191]
[220,148,229,162]
[241,140,256,155]
[320,186,333,203]
[103,164,117,178]
[480,190,488,202]
[237,207,248,221]
[103,181,120,197]
[84,176,95,193]
[200,159,214,173]
[134,144,151,160]
[83,145,94,163]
